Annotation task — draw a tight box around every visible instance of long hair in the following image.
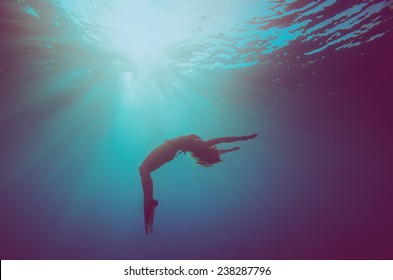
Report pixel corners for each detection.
[190,145,222,167]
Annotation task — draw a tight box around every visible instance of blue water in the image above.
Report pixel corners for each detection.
[1,0,393,259]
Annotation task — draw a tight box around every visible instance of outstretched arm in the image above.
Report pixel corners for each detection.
[219,146,241,154]
[205,133,258,146]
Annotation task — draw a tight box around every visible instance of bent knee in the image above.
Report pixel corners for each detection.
[139,165,150,176]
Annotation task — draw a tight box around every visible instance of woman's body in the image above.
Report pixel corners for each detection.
[139,133,257,234]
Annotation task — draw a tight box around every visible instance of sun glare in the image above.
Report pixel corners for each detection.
[111,2,184,63]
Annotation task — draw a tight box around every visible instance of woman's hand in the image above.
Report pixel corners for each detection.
[242,133,258,141]
[144,199,159,234]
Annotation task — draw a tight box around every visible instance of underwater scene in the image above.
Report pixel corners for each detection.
[1,0,393,259]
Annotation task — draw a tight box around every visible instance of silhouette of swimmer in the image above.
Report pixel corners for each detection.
[139,133,258,234]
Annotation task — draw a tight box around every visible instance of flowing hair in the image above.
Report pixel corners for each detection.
[190,145,222,167]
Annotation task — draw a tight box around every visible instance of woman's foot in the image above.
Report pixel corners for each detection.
[144,199,159,234]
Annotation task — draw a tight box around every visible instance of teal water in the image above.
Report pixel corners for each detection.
[1,0,393,259]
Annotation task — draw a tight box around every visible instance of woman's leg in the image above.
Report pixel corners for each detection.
[139,165,154,204]
[139,142,176,203]
[139,165,159,234]
[138,143,176,234]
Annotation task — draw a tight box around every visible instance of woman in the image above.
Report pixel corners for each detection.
[139,133,258,234]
